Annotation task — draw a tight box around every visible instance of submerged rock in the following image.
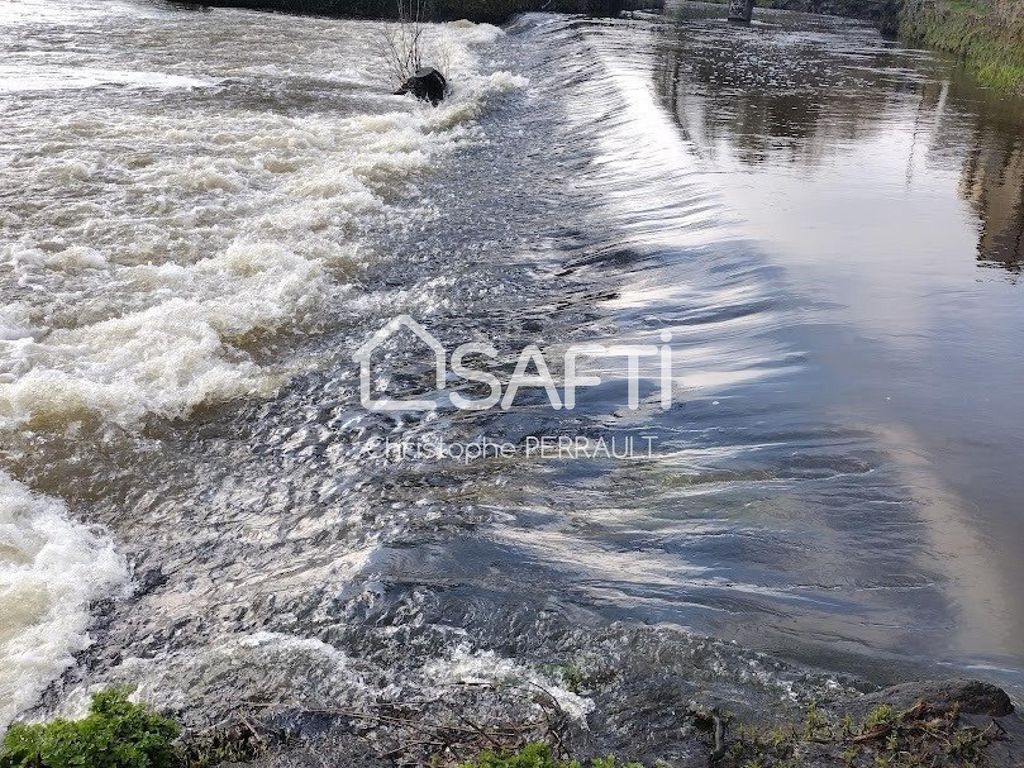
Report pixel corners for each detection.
[838,678,1015,719]
[395,67,447,106]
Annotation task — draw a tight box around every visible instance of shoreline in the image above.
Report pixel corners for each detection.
[6,676,1021,766]
[697,0,1024,93]
[900,0,1024,94]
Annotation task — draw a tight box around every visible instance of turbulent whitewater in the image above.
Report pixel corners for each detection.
[0,0,526,728]
[0,472,126,731]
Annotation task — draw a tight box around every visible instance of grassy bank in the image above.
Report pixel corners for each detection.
[900,0,1024,94]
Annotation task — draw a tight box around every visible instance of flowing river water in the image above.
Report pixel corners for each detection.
[1,0,1023,757]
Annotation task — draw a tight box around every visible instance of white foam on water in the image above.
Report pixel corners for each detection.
[81,631,593,734]
[0,304,35,346]
[0,14,527,431]
[77,630,374,718]
[421,646,595,722]
[0,6,530,738]
[0,65,217,93]
[0,242,345,429]
[0,0,145,26]
[0,472,128,734]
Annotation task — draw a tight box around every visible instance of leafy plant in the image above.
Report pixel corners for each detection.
[457,743,642,768]
[863,705,894,730]
[1,688,180,768]
[539,664,586,694]
[802,702,828,739]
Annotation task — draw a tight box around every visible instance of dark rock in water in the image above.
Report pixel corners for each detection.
[395,67,447,106]
[136,566,169,595]
[840,678,1015,719]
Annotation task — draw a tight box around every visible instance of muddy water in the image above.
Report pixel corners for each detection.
[1,0,1023,752]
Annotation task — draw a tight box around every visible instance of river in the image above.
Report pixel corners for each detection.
[1,0,1022,756]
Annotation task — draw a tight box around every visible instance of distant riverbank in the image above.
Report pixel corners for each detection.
[701,0,1023,93]
[901,0,1024,93]
[702,0,902,33]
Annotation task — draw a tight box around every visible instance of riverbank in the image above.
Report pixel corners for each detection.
[4,678,1021,767]
[697,0,1023,92]
[901,0,1024,93]
[229,676,1024,767]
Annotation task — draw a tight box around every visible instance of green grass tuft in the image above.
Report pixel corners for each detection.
[900,0,1024,93]
[0,688,180,768]
[863,704,895,729]
[455,743,643,768]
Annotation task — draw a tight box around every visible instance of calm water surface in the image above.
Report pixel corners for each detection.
[645,2,1024,676]
[536,1,1024,694]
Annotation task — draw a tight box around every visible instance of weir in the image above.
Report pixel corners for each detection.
[187,0,665,22]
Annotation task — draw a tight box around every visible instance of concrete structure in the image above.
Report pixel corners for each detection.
[727,0,754,22]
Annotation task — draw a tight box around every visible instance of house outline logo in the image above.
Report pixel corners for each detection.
[354,315,679,415]
[352,314,446,412]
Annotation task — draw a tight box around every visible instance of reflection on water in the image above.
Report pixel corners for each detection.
[656,3,1024,275]
[569,3,1024,697]
[956,83,1024,273]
